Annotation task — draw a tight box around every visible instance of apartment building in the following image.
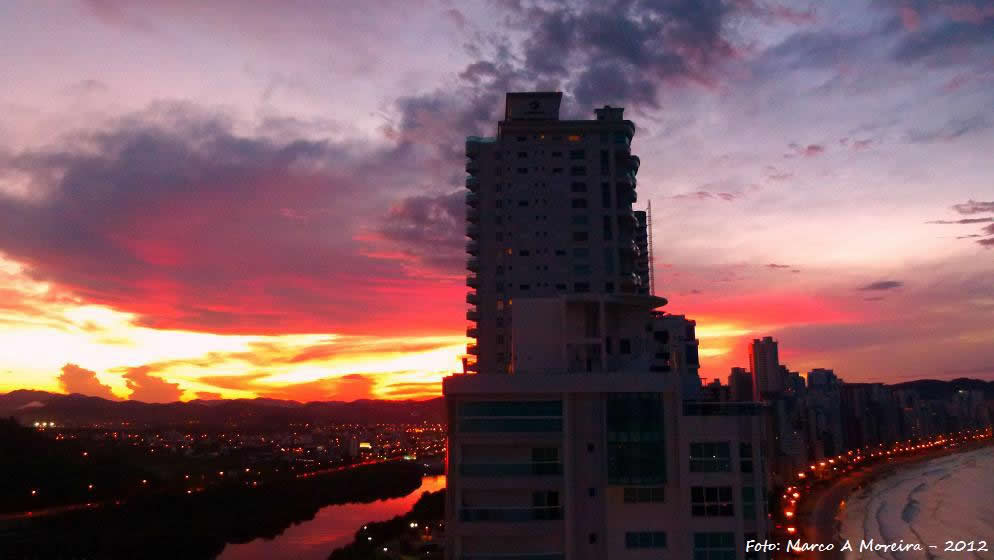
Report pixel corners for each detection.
[444,92,768,560]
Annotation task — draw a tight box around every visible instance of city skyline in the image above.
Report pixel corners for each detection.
[2,1,994,402]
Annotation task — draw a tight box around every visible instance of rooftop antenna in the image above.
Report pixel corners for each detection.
[647,199,656,295]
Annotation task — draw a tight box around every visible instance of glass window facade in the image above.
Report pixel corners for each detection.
[606,393,665,484]
[459,401,563,433]
[690,442,731,472]
[625,531,667,549]
[694,532,735,560]
[691,486,734,517]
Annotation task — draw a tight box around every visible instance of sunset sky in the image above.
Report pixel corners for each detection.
[1,0,992,402]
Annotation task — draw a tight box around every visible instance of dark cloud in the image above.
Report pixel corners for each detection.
[0,103,465,336]
[907,116,991,143]
[122,366,184,403]
[858,280,904,291]
[376,191,466,272]
[787,143,826,157]
[765,263,792,270]
[893,11,994,63]
[670,190,741,201]
[952,200,994,214]
[58,363,117,399]
[927,217,994,224]
[979,237,994,247]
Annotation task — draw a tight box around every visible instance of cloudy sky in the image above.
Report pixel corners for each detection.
[1,0,992,402]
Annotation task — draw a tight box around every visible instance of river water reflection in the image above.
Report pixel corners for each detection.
[217,475,446,560]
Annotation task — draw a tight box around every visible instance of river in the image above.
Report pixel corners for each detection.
[217,475,446,560]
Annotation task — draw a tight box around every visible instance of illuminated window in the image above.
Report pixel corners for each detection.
[568,134,582,142]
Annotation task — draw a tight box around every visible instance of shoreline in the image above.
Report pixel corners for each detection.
[793,439,994,559]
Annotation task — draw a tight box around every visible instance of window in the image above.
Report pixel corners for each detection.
[552,167,563,174]
[516,167,528,174]
[691,486,734,517]
[588,533,597,544]
[554,249,566,256]
[574,282,590,293]
[588,487,596,497]
[571,198,588,209]
[518,200,529,207]
[571,215,589,225]
[573,231,588,242]
[572,247,589,257]
[519,249,530,256]
[458,401,562,433]
[569,149,585,160]
[619,339,631,354]
[605,282,614,293]
[740,442,754,473]
[600,132,608,143]
[517,151,528,158]
[570,182,587,192]
[694,532,735,560]
[604,249,614,274]
[573,264,590,275]
[551,151,563,158]
[687,343,700,366]
[654,330,670,343]
[495,200,502,208]
[567,134,582,142]
[519,284,530,290]
[623,487,664,503]
[603,216,613,240]
[690,442,731,472]
[600,150,610,175]
[606,393,665,484]
[742,486,757,520]
[601,182,611,208]
[555,283,567,291]
[570,166,587,176]
[625,532,667,549]
[516,135,527,142]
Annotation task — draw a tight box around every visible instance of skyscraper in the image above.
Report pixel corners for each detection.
[444,93,768,559]
[749,337,782,398]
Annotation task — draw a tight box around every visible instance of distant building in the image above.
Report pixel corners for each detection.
[728,367,754,401]
[749,337,782,398]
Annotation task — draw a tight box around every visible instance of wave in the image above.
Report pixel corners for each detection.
[838,446,994,559]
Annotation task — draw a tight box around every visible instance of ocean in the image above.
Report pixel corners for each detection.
[838,445,994,559]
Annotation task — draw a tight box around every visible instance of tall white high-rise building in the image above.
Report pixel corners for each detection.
[444,92,768,560]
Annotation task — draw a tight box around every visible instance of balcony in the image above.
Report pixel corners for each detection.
[466,309,480,322]
[466,344,479,355]
[466,192,479,207]
[467,257,480,272]
[466,292,479,305]
[460,462,563,476]
[466,160,480,174]
[467,223,480,239]
[466,327,478,338]
[466,176,480,191]
[459,507,563,522]
[466,240,479,255]
[467,207,480,223]
[467,275,478,288]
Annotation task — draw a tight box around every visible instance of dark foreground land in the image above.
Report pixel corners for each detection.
[0,459,426,560]
[328,489,445,560]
